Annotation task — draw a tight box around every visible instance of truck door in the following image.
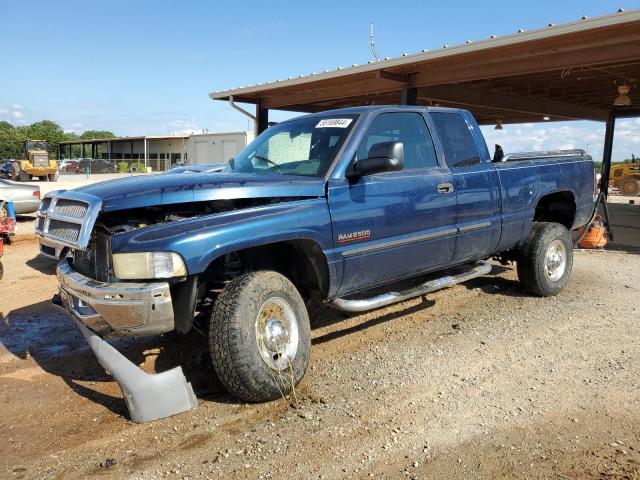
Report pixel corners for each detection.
[328,111,458,295]
[430,111,501,261]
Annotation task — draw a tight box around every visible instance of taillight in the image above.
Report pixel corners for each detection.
[33,190,40,198]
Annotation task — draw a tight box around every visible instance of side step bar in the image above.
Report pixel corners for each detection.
[331,261,492,313]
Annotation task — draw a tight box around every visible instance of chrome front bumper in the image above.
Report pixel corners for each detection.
[56,258,175,336]
[39,236,64,260]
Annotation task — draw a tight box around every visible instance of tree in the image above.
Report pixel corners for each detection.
[0,121,117,160]
[0,122,26,159]
[22,120,67,159]
[80,130,115,140]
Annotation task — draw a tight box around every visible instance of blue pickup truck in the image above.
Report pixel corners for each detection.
[38,106,596,417]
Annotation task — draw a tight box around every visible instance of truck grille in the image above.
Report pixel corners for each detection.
[36,191,102,251]
[48,219,81,242]
[54,199,89,218]
[39,198,52,211]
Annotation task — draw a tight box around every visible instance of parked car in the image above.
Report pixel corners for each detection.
[0,160,14,179]
[59,159,81,173]
[39,106,595,421]
[0,179,40,214]
[165,163,227,174]
[77,158,118,174]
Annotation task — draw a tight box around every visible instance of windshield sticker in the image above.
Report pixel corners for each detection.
[316,118,353,129]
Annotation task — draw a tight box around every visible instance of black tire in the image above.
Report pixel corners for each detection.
[0,261,3,280]
[19,170,30,182]
[620,180,639,196]
[48,172,59,182]
[209,271,311,402]
[517,222,573,297]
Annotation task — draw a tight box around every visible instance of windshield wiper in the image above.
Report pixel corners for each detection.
[253,155,282,173]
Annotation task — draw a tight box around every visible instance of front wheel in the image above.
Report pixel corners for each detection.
[19,170,30,182]
[209,271,311,402]
[48,172,59,182]
[517,222,574,297]
[621,179,640,196]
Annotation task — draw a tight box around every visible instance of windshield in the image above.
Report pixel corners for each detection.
[228,114,358,177]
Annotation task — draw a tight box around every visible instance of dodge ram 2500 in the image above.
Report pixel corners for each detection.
[38,106,596,419]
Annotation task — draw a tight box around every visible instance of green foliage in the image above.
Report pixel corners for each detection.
[117,161,147,173]
[80,130,115,140]
[0,121,117,161]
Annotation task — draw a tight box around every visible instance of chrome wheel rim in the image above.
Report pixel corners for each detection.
[545,239,567,281]
[255,296,299,371]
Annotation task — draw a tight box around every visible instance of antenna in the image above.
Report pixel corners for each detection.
[370,23,381,62]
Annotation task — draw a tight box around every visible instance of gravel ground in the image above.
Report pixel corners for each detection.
[0,238,639,479]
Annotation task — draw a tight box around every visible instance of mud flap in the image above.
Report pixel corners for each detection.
[70,316,198,423]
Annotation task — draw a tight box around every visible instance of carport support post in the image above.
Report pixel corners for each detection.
[600,111,616,198]
[400,81,418,106]
[256,100,269,135]
[599,110,616,241]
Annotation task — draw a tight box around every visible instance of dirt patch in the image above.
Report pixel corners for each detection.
[0,239,639,479]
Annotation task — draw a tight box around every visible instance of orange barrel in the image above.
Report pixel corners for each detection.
[576,222,608,249]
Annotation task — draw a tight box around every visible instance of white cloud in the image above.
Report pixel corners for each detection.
[11,104,23,110]
[11,110,23,119]
[161,118,205,136]
[481,120,640,162]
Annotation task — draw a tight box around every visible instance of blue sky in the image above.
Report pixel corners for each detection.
[1,0,639,161]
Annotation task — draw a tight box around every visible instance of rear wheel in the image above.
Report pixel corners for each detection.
[48,171,59,182]
[517,222,573,297]
[0,261,3,280]
[19,170,30,182]
[209,271,311,402]
[620,179,640,196]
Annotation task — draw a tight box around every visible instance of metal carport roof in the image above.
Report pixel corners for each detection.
[209,9,640,126]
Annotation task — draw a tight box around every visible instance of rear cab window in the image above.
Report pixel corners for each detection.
[431,112,481,169]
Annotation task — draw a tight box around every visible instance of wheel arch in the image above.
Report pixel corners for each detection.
[204,238,331,301]
[533,190,577,230]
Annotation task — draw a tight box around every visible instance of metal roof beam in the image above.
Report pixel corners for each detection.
[418,85,609,121]
[260,78,401,109]
[411,37,640,87]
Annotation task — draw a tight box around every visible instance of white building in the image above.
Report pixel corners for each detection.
[58,131,255,172]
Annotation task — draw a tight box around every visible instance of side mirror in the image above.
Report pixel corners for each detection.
[493,144,504,163]
[347,141,404,179]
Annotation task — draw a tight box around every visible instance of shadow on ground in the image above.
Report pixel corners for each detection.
[0,260,531,419]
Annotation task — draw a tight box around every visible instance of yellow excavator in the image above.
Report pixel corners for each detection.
[609,155,640,196]
[11,140,59,182]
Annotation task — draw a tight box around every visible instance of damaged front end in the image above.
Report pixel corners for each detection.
[39,190,199,422]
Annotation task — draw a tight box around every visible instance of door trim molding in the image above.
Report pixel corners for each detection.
[458,221,492,232]
[341,227,458,257]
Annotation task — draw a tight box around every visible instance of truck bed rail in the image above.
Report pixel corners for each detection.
[501,149,586,162]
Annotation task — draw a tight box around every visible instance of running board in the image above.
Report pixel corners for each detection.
[331,261,492,313]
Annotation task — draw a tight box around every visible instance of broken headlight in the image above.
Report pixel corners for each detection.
[112,252,187,280]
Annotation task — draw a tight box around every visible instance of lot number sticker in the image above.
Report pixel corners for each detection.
[316,118,353,128]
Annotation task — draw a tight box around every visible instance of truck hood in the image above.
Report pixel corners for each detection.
[74,173,327,212]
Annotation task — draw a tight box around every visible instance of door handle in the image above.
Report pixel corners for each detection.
[437,183,454,194]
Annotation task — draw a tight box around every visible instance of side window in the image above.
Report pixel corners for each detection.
[356,113,438,170]
[431,112,481,168]
[614,169,623,177]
